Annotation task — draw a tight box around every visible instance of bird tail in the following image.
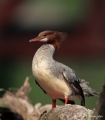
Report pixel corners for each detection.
[79,79,100,97]
[91,92,99,97]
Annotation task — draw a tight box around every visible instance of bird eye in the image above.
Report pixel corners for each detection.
[43,34,46,36]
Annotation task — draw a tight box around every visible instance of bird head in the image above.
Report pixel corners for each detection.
[29,30,68,50]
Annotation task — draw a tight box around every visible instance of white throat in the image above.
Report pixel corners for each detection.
[40,38,48,42]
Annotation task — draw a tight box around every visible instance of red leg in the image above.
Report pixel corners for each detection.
[52,99,56,108]
[65,97,68,104]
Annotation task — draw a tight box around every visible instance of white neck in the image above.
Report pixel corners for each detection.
[34,44,55,61]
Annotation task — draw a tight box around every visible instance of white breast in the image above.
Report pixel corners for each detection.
[32,59,72,99]
[32,44,74,100]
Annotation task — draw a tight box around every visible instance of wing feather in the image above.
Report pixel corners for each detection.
[63,70,85,106]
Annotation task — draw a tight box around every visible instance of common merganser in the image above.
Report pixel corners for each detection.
[29,30,99,108]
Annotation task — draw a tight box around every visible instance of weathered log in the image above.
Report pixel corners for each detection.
[0,77,52,120]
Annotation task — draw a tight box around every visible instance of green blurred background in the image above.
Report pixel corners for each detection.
[0,0,105,109]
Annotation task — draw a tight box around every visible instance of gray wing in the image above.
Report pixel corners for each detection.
[62,68,85,106]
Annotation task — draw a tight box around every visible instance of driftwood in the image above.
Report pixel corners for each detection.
[0,77,102,120]
[0,77,52,120]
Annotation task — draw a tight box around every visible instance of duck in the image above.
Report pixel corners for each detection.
[29,30,99,108]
